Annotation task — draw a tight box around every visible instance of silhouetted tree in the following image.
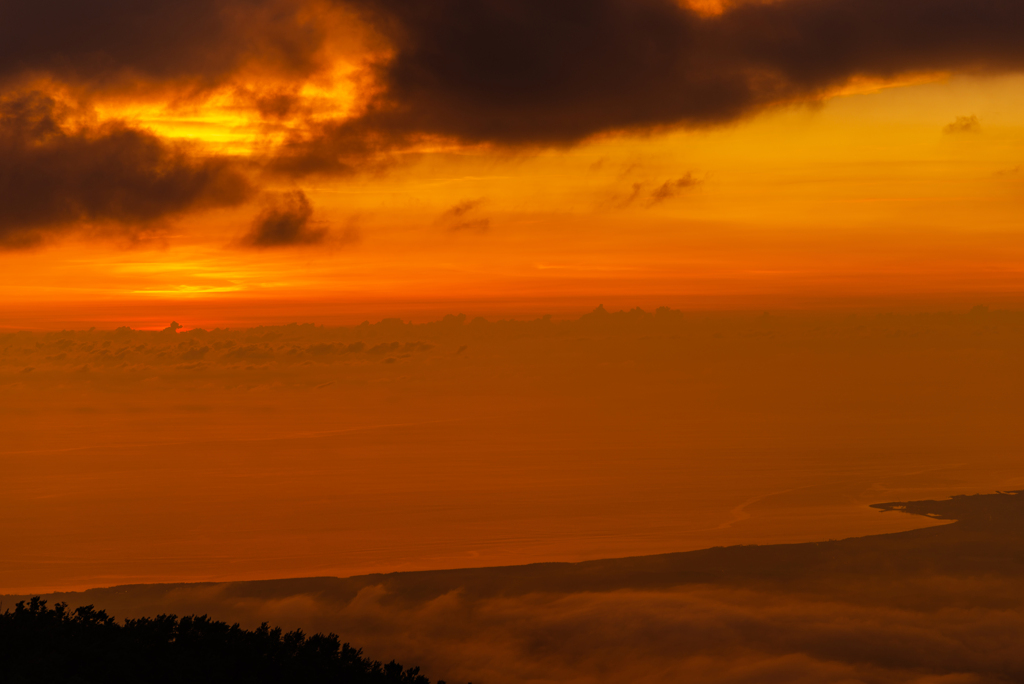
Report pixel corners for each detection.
[0,597,443,684]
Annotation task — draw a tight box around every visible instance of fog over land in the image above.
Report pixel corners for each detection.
[7,492,1024,683]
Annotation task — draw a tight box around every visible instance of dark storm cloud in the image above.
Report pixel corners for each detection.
[0,1,333,246]
[2,0,1023,233]
[358,0,1024,141]
[0,0,327,93]
[241,190,328,247]
[272,0,1024,174]
[268,116,403,177]
[3,0,1021,180]
[0,92,253,248]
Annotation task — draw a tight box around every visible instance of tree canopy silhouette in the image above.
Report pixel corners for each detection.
[0,597,444,684]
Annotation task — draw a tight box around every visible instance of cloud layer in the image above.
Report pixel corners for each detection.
[274,0,1024,173]
[241,190,328,247]
[3,0,1024,241]
[0,92,252,247]
[0,0,327,93]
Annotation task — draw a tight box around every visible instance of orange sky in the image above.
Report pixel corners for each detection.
[2,68,1023,329]
[4,0,1024,597]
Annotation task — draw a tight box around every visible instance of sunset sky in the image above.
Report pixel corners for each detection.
[5,5,1024,682]
[2,0,1023,329]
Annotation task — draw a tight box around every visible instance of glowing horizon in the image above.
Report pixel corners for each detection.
[2,0,1023,328]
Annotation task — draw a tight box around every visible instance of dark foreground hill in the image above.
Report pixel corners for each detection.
[5,491,1024,683]
[0,599,438,684]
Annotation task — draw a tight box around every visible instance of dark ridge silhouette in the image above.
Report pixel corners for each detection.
[0,600,444,684]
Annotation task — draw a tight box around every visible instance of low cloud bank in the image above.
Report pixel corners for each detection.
[145,583,1020,684]
[10,566,1023,683]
